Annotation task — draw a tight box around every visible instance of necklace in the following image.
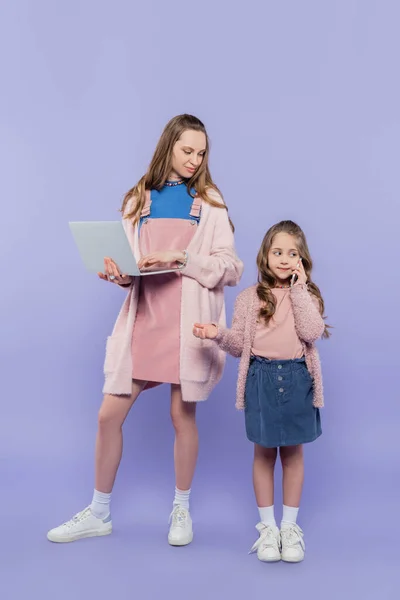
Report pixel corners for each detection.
[275,284,290,289]
[165,178,185,187]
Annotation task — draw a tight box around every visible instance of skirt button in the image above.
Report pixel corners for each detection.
[279,388,284,393]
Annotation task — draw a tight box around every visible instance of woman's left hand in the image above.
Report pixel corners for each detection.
[292,259,307,286]
[138,250,185,270]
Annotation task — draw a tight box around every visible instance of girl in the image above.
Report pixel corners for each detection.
[47,114,243,546]
[193,221,329,563]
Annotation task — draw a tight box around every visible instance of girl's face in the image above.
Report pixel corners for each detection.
[268,232,300,284]
[170,129,206,180]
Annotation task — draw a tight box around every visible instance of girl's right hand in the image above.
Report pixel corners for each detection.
[98,257,133,286]
[192,323,218,340]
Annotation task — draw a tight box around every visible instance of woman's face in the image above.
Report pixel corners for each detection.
[170,129,207,180]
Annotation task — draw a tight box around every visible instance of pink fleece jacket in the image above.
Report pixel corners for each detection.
[102,189,244,402]
[214,284,325,410]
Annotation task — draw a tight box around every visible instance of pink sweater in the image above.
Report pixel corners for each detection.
[102,189,244,402]
[214,284,325,410]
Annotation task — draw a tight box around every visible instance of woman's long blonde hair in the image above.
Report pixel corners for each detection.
[256,220,331,339]
[121,114,233,230]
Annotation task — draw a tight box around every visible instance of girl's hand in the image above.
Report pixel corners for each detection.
[292,258,307,286]
[138,251,185,270]
[98,257,133,286]
[192,323,218,340]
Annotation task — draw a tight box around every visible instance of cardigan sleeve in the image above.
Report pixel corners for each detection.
[212,291,248,357]
[290,283,325,343]
[181,207,243,290]
[116,197,138,290]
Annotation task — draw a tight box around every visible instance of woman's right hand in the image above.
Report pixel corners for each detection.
[192,323,218,340]
[98,257,133,286]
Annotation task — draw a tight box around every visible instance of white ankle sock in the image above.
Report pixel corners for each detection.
[90,489,111,519]
[173,487,190,510]
[258,505,277,528]
[281,505,299,528]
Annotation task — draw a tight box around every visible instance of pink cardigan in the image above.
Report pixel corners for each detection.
[102,189,244,402]
[214,284,325,410]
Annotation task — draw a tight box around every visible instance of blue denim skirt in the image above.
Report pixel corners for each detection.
[244,356,322,448]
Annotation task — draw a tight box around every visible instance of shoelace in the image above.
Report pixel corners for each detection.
[169,506,188,529]
[64,507,91,529]
[281,524,305,550]
[249,523,280,554]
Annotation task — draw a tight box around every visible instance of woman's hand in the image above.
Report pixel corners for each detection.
[192,323,218,340]
[98,257,133,286]
[291,258,307,286]
[138,250,186,270]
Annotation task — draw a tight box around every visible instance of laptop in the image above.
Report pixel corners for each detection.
[69,221,182,276]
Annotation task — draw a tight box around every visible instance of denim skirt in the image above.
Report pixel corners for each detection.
[244,356,322,448]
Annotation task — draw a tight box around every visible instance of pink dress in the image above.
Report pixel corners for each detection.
[131,193,201,384]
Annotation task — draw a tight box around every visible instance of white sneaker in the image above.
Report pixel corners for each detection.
[47,507,112,543]
[168,505,193,546]
[249,522,281,562]
[280,523,305,562]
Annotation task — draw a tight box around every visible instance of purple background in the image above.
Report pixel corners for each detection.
[1,0,398,598]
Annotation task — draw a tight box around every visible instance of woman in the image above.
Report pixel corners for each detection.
[47,114,243,546]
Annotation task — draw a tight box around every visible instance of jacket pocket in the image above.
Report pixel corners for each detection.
[182,343,214,383]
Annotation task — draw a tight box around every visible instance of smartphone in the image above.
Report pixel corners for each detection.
[290,258,302,287]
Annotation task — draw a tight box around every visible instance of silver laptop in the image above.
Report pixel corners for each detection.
[69,221,182,276]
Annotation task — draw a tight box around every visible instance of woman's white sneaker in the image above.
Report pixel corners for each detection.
[249,522,281,562]
[168,506,193,546]
[280,523,305,562]
[47,507,112,543]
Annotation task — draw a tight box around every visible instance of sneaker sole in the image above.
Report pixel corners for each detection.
[47,525,112,543]
[281,555,304,563]
[168,532,193,546]
[258,555,282,562]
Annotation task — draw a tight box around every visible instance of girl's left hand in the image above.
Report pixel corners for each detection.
[292,259,307,286]
[138,250,185,269]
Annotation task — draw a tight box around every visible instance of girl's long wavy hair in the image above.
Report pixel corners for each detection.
[256,220,331,339]
[120,114,233,230]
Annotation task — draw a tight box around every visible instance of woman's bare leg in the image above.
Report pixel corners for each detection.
[170,384,198,493]
[95,379,147,492]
